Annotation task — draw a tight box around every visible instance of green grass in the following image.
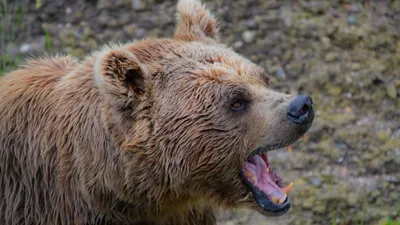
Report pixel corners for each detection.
[330,217,400,225]
[381,218,400,225]
[0,0,30,76]
[44,26,52,52]
[0,0,52,76]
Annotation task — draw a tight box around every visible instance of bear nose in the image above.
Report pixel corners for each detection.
[287,94,314,125]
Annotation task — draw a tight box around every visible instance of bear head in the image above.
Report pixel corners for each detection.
[93,0,314,218]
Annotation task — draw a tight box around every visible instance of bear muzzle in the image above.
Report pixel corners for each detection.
[287,94,314,127]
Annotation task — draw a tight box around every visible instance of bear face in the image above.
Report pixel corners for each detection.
[94,0,314,219]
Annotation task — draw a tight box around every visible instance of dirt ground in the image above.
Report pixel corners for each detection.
[1,0,399,224]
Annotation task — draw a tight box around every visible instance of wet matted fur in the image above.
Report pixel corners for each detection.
[0,0,305,224]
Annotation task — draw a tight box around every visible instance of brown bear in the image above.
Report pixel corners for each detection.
[0,0,314,224]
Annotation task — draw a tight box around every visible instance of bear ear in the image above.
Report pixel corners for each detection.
[174,0,220,42]
[94,48,149,110]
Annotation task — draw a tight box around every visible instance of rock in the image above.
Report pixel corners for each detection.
[327,86,342,96]
[59,29,74,46]
[344,3,361,13]
[232,41,243,49]
[275,66,287,79]
[334,25,366,48]
[314,204,326,214]
[18,38,45,55]
[262,1,281,10]
[132,0,146,11]
[286,62,303,78]
[321,36,331,49]
[301,1,329,14]
[264,10,279,23]
[124,24,137,34]
[135,28,146,38]
[387,84,397,99]
[242,30,256,43]
[347,16,358,26]
[246,19,257,29]
[283,50,293,62]
[96,0,113,10]
[376,130,390,142]
[347,193,359,206]
[65,7,72,15]
[19,44,32,53]
[84,38,98,50]
[108,19,124,28]
[72,48,84,58]
[302,200,314,209]
[279,5,294,27]
[324,52,337,62]
[311,177,322,187]
[224,222,235,225]
[82,26,93,40]
[351,62,361,71]
[98,11,110,26]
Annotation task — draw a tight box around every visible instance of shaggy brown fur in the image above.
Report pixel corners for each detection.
[0,0,303,224]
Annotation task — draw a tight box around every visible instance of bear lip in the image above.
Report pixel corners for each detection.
[246,142,294,159]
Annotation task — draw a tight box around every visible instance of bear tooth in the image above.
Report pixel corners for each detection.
[279,195,287,204]
[244,170,256,182]
[271,195,286,205]
[280,182,293,195]
[270,196,280,205]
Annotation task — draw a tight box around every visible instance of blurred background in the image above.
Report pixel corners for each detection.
[1,0,399,224]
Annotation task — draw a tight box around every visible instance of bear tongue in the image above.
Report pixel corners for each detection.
[243,154,292,205]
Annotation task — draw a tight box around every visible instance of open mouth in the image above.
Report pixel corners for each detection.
[239,94,314,215]
[240,137,306,215]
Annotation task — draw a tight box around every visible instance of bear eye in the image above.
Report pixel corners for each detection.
[230,99,246,111]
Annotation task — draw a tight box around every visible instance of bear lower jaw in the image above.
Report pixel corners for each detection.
[250,187,291,217]
[241,152,292,216]
[239,135,307,216]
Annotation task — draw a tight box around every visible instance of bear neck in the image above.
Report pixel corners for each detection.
[67,56,205,222]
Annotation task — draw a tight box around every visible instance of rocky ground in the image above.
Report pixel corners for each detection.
[1,0,400,224]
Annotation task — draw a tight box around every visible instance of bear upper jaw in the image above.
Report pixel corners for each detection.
[246,142,293,159]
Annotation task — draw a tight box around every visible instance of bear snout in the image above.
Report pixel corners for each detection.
[286,94,314,127]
